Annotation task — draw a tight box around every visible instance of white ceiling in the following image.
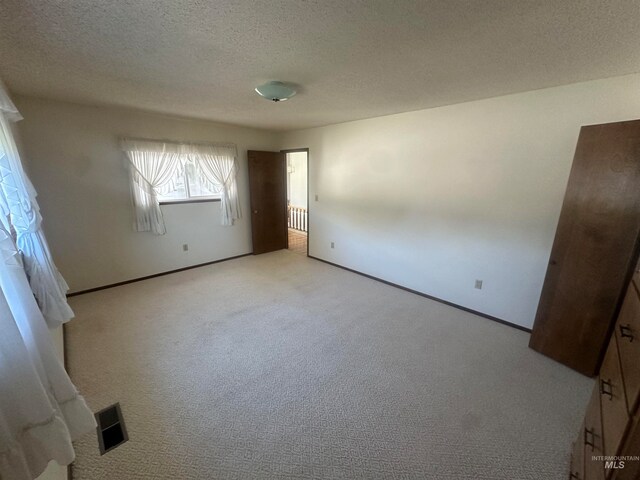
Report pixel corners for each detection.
[1,1,639,131]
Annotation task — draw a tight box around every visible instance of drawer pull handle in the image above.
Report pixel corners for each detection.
[620,324,634,342]
[600,379,613,400]
[584,428,595,449]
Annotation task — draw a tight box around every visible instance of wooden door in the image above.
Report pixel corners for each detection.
[248,150,287,255]
[529,120,640,376]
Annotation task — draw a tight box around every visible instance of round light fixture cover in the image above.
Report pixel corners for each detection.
[255,81,296,102]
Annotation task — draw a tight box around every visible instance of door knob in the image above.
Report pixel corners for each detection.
[253,210,258,214]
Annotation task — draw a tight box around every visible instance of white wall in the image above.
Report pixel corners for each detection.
[14,96,279,292]
[280,73,640,329]
[14,74,640,327]
[287,151,308,209]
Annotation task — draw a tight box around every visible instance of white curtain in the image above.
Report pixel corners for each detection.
[0,87,73,328]
[121,139,183,235]
[190,144,240,226]
[121,139,240,230]
[0,82,96,480]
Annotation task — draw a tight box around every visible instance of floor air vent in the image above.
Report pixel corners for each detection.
[95,403,128,455]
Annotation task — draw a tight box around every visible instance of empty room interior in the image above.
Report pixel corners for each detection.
[2,2,640,480]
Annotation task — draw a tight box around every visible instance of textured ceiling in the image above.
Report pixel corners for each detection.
[1,1,639,131]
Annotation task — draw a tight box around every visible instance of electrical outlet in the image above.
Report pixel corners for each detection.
[315,194,319,201]
[331,242,335,249]
[183,244,189,252]
[475,279,483,289]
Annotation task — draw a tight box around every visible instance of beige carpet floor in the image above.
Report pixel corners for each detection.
[66,250,593,479]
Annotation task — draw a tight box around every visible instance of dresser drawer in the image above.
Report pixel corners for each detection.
[585,385,605,480]
[609,410,640,480]
[600,337,630,460]
[615,282,640,414]
[570,423,585,479]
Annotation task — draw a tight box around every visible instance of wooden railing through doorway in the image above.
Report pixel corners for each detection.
[288,204,307,232]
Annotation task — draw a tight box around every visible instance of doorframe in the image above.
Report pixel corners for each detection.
[281,148,310,257]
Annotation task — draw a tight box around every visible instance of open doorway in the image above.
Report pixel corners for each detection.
[284,149,308,256]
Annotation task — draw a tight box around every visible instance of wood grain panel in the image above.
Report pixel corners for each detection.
[584,385,605,480]
[633,256,640,292]
[615,282,640,415]
[248,150,287,255]
[600,339,630,459]
[610,412,640,479]
[570,423,585,480]
[530,120,640,376]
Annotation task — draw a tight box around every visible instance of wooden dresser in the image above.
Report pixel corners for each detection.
[570,267,640,479]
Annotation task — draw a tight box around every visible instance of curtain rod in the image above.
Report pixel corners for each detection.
[120,136,237,149]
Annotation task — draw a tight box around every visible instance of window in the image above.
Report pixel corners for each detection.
[121,138,240,230]
[158,162,221,203]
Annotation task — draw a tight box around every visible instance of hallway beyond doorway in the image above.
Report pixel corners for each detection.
[288,228,307,255]
[286,150,308,256]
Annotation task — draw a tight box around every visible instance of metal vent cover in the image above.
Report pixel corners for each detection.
[95,403,128,455]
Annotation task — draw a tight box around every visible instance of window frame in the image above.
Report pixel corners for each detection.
[157,162,222,205]
[159,198,221,205]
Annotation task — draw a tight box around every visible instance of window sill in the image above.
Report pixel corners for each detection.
[159,198,221,205]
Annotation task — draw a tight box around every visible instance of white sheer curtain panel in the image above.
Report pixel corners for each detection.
[0,81,96,480]
[121,139,183,235]
[0,82,73,328]
[190,144,240,226]
[121,139,241,229]
[0,223,96,480]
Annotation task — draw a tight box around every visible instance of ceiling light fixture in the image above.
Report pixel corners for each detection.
[255,81,296,102]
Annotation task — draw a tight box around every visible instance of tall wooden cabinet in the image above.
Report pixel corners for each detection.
[569,273,640,479]
[529,119,640,376]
